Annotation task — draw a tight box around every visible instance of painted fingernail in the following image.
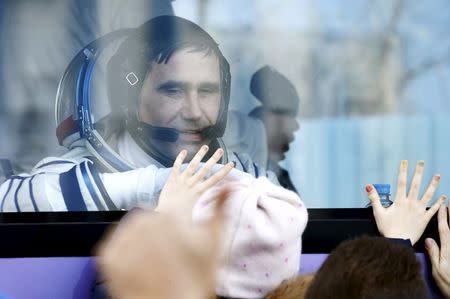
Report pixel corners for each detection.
[365,185,373,193]
[418,160,425,167]
[401,160,408,167]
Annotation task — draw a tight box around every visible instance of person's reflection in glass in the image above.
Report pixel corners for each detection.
[249,66,300,192]
[0,16,278,212]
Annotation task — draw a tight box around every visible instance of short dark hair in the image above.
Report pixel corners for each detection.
[250,65,300,117]
[304,236,429,299]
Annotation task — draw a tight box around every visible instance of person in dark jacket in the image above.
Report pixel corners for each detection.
[248,65,301,193]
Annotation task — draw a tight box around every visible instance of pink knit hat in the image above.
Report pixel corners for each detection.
[192,175,308,299]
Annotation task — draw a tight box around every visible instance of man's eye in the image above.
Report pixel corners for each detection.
[164,88,182,95]
[199,88,218,94]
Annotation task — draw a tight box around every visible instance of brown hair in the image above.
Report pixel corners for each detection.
[264,274,315,299]
[304,236,429,299]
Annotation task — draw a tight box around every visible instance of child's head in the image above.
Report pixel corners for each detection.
[193,176,308,298]
[304,236,428,299]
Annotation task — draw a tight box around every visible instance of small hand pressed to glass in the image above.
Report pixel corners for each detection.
[96,146,234,299]
[156,145,234,213]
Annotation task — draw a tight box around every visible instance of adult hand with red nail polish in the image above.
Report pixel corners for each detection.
[425,204,450,299]
[365,160,446,245]
[156,145,235,214]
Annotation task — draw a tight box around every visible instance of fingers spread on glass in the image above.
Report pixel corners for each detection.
[408,160,424,200]
[421,174,441,206]
[426,194,447,222]
[393,160,442,206]
[199,162,234,191]
[365,160,444,245]
[182,146,234,193]
[184,145,210,176]
[395,160,408,201]
[366,184,383,214]
[191,147,225,183]
[157,146,234,214]
[173,149,188,171]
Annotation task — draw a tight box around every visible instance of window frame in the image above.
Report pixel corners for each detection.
[0,209,439,257]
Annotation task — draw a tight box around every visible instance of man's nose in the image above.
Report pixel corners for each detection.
[181,92,202,120]
[286,116,299,131]
[282,117,299,133]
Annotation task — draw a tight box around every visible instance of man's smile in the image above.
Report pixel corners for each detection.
[177,130,205,142]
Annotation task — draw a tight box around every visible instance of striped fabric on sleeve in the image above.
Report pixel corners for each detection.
[87,162,117,210]
[0,174,53,212]
[59,161,117,211]
[0,159,116,212]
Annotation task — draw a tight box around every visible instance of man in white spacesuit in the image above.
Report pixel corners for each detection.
[0,15,277,212]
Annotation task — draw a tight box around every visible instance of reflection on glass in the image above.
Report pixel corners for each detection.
[224,65,300,193]
[0,15,275,212]
[0,1,449,210]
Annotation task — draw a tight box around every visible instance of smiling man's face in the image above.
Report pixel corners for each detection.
[138,47,221,160]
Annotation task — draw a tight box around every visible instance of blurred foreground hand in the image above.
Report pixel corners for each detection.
[96,146,232,299]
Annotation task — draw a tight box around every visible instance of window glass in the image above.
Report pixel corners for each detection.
[0,0,448,211]
[174,0,450,208]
